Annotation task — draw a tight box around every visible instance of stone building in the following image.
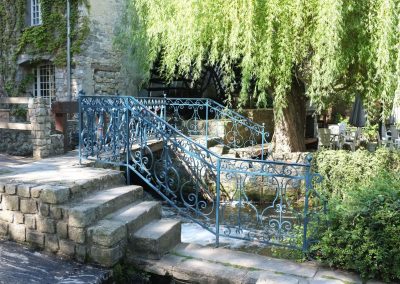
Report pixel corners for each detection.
[16,0,132,103]
[0,0,135,157]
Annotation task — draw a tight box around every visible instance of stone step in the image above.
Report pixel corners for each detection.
[67,185,143,228]
[130,218,181,260]
[87,201,162,266]
[68,171,126,201]
[88,201,161,248]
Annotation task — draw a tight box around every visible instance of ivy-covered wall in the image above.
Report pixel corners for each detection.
[0,0,89,98]
[0,0,25,97]
[1,0,134,101]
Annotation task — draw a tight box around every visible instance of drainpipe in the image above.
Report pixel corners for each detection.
[67,0,71,101]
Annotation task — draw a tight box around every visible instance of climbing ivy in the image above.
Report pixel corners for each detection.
[0,0,90,97]
[0,0,25,97]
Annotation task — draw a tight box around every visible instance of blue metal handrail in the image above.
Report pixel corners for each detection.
[79,94,325,251]
[138,96,269,159]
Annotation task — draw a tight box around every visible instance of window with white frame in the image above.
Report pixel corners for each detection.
[33,64,55,105]
[31,0,42,26]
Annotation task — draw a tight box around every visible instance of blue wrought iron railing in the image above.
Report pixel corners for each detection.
[79,95,325,251]
[138,96,269,159]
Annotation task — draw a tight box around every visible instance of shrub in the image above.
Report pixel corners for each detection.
[313,148,400,199]
[313,173,400,282]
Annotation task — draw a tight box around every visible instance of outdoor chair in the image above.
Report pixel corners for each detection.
[390,126,400,149]
[318,128,333,149]
[380,124,393,148]
[328,124,344,149]
[342,128,360,151]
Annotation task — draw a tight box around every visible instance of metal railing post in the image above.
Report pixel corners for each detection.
[78,95,82,164]
[205,99,209,148]
[125,107,131,185]
[215,158,221,247]
[302,157,312,252]
[261,123,265,160]
[163,93,167,124]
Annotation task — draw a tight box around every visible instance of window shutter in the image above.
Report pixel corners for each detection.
[25,0,31,27]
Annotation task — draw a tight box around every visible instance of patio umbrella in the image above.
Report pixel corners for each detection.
[349,95,366,127]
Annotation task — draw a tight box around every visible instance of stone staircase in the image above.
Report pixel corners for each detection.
[0,155,181,268]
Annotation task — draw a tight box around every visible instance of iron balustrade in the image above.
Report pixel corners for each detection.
[79,94,325,251]
[138,96,269,160]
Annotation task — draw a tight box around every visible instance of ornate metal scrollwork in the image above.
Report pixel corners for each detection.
[79,95,325,251]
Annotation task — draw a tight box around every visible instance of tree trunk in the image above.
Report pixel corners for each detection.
[273,78,307,153]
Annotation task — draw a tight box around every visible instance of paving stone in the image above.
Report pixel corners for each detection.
[59,239,75,257]
[110,201,161,236]
[5,184,17,195]
[0,221,8,236]
[173,257,249,283]
[45,234,59,252]
[26,229,45,247]
[90,242,126,267]
[31,186,42,198]
[3,195,19,211]
[17,184,35,198]
[69,226,86,244]
[39,202,50,216]
[25,214,36,230]
[131,218,181,259]
[20,199,37,214]
[308,280,344,284]
[56,221,68,239]
[88,219,127,247]
[50,205,63,219]
[314,269,362,284]
[14,212,24,224]
[37,217,55,234]
[172,243,318,279]
[40,185,70,204]
[9,223,25,242]
[68,185,142,228]
[0,210,14,222]
[257,273,300,284]
[76,244,88,262]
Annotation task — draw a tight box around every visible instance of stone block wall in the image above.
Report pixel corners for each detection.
[0,172,125,264]
[0,129,32,156]
[0,182,70,254]
[28,98,64,159]
[0,109,10,121]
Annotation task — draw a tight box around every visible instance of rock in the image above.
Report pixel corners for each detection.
[37,217,55,234]
[20,199,37,214]
[40,185,70,204]
[3,195,19,211]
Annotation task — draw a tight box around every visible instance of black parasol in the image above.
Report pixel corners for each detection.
[349,95,366,127]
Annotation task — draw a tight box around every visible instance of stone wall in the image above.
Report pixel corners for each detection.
[28,98,64,159]
[0,129,32,156]
[63,0,132,100]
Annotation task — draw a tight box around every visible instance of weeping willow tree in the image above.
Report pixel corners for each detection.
[117,0,400,152]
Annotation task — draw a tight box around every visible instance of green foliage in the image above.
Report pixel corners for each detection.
[313,173,400,282]
[118,0,400,119]
[313,148,400,199]
[10,105,27,118]
[362,124,379,142]
[17,0,90,67]
[0,0,25,97]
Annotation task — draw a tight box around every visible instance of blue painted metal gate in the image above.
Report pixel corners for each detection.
[79,95,325,251]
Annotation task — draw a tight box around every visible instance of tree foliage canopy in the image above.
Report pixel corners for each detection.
[118,0,400,119]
